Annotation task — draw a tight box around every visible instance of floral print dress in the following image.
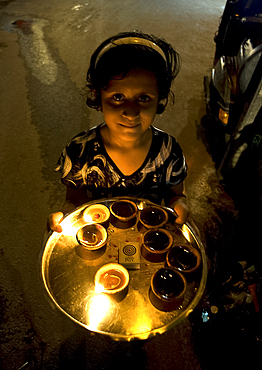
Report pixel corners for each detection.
[55,124,187,205]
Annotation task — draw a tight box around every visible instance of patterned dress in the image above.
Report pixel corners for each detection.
[55,124,187,205]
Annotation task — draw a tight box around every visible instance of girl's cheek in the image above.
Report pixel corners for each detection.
[104,100,122,111]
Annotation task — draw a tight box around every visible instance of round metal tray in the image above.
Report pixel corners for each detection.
[40,197,207,341]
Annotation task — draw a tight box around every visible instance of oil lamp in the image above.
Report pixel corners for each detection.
[94,263,129,302]
[83,204,110,228]
[76,223,107,259]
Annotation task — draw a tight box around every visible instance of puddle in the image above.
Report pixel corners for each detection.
[4,18,58,85]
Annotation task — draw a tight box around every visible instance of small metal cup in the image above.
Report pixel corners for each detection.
[82,204,110,228]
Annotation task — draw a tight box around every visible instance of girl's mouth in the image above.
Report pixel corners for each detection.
[119,123,140,128]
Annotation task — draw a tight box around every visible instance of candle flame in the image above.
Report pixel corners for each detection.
[83,214,93,223]
[95,283,105,294]
[60,218,79,237]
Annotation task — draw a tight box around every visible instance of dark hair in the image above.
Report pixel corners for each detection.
[86,31,181,114]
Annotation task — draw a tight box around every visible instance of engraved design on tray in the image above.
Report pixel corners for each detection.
[123,244,137,256]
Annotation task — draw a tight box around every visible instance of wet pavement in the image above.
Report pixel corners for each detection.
[0,0,261,369]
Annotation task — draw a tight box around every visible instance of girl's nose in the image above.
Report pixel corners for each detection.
[122,101,140,120]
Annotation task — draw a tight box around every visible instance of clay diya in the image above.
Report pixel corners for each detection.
[139,206,168,229]
[76,224,107,260]
[149,267,187,311]
[110,199,138,229]
[83,204,110,228]
[141,228,173,262]
[94,263,129,302]
[166,244,201,278]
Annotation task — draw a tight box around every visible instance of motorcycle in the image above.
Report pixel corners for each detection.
[203,0,262,200]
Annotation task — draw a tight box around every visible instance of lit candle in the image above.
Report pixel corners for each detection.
[98,269,125,290]
[83,204,110,225]
[76,224,108,260]
[94,263,129,301]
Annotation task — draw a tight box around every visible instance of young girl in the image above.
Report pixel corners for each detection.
[48,30,195,233]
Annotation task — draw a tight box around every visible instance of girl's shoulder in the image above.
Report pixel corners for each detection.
[151,126,182,153]
[65,125,102,157]
[152,126,176,141]
[68,125,100,146]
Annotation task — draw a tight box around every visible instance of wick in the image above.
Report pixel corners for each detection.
[94,213,100,219]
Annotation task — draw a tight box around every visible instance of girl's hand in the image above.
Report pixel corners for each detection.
[47,211,64,233]
[46,186,88,234]
[173,201,200,237]
[173,202,200,237]
[173,201,189,225]
[169,183,200,237]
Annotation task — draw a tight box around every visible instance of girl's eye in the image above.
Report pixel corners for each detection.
[139,95,151,103]
[113,94,124,102]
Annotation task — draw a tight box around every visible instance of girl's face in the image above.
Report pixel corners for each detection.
[100,69,159,143]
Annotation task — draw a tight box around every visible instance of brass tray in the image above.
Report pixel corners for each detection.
[40,197,207,341]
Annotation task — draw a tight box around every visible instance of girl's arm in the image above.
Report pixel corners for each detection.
[168,182,188,225]
[168,182,200,236]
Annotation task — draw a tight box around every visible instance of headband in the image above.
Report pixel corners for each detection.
[95,37,167,67]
